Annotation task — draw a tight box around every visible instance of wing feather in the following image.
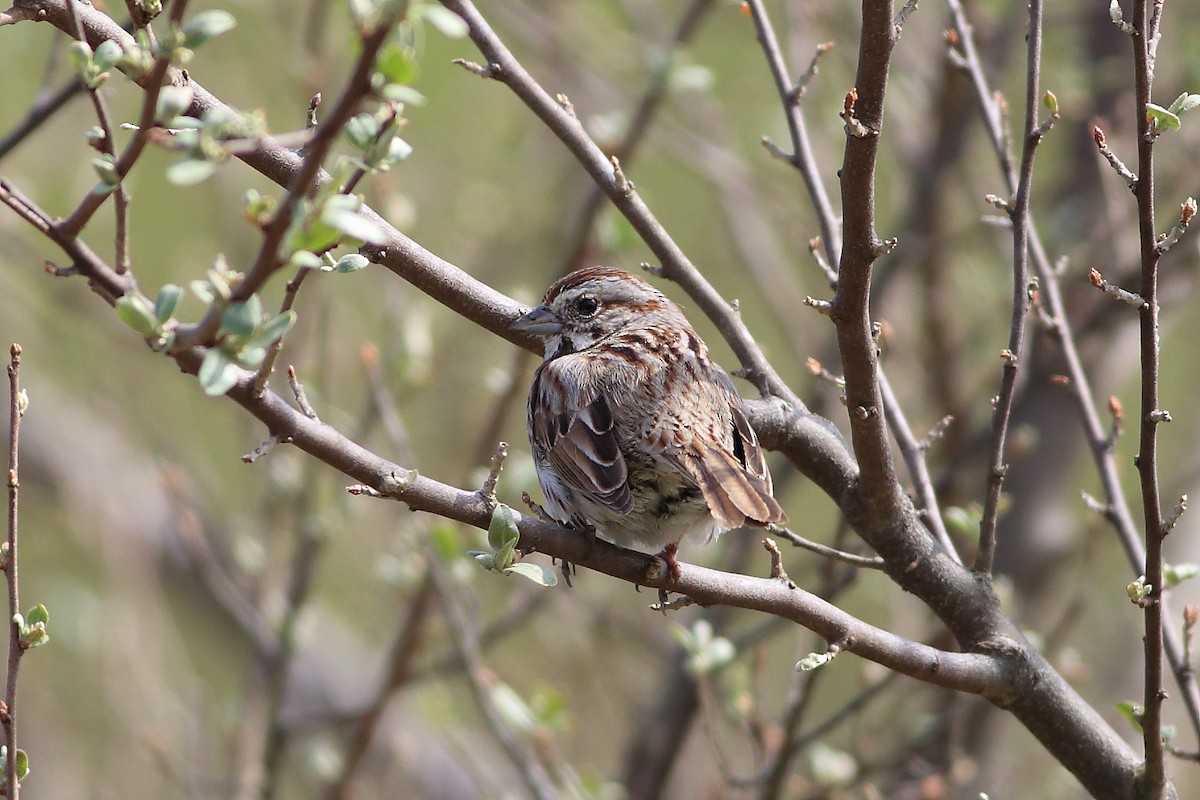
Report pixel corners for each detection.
[529,362,633,514]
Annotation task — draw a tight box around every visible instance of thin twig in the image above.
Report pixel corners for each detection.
[974,0,1047,576]
[55,0,191,241]
[253,267,311,396]
[768,525,884,570]
[63,0,131,273]
[744,0,840,268]
[1131,0,1167,788]
[5,344,25,800]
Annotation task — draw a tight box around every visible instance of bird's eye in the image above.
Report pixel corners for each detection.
[574,296,599,317]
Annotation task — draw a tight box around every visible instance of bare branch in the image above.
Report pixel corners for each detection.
[974,0,1047,577]
[4,343,25,800]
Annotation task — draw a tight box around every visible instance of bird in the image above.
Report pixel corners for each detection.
[511,266,786,580]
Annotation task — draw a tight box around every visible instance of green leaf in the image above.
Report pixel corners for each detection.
[92,154,119,187]
[345,114,380,150]
[505,561,558,587]
[796,651,835,671]
[1043,89,1059,116]
[943,505,980,540]
[115,293,160,335]
[1165,562,1199,589]
[333,253,369,273]
[1127,575,1153,604]
[25,604,48,626]
[156,85,194,122]
[154,283,184,323]
[321,206,386,244]
[182,9,237,48]
[220,298,261,338]
[1146,103,1182,132]
[166,157,219,186]
[487,504,520,551]
[198,348,240,396]
[1167,93,1200,117]
[190,279,216,304]
[1116,700,1144,733]
[66,40,93,76]
[417,5,469,38]
[255,311,297,346]
[375,41,419,86]
[234,344,268,370]
[288,250,326,270]
[93,39,123,71]
[469,550,497,572]
[14,749,27,781]
[378,84,426,106]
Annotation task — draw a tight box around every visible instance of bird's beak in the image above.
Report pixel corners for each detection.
[510,304,563,336]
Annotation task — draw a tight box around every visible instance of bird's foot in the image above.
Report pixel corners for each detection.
[653,542,682,607]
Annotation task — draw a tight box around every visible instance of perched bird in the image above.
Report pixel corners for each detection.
[512,266,786,576]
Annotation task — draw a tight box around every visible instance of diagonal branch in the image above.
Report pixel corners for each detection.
[439,0,800,408]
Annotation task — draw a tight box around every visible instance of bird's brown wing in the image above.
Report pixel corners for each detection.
[666,374,786,529]
[529,362,633,514]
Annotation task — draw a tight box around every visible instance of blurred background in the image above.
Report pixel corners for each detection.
[2,0,1200,797]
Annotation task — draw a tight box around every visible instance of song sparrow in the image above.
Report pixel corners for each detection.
[512,266,786,573]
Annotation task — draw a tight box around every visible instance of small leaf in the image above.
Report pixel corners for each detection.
[198,348,240,396]
[345,114,380,150]
[255,311,297,346]
[25,605,48,626]
[156,85,194,122]
[115,293,160,335]
[417,5,469,38]
[375,41,419,86]
[182,9,237,48]
[1116,700,1144,733]
[14,749,27,780]
[155,283,184,323]
[1043,90,1059,116]
[221,299,259,338]
[288,250,326,270]
[378,84,426,106]
[796,651,835,671]
[1167,93,1200,117]
[1165,562,1199,589]
[1128,575,1153,604]
[487,504,520,551]
[505,561,559,587]
[66,40,93,76]
[333,253,369,273]
[322,207,387,244]
[93,40,124,71]
[190,279,216,304]
[166,157,219,186]
[494,533,517,571]
[469,550,497,572]
[1146,103,1182,132]
[92,154,119,187]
